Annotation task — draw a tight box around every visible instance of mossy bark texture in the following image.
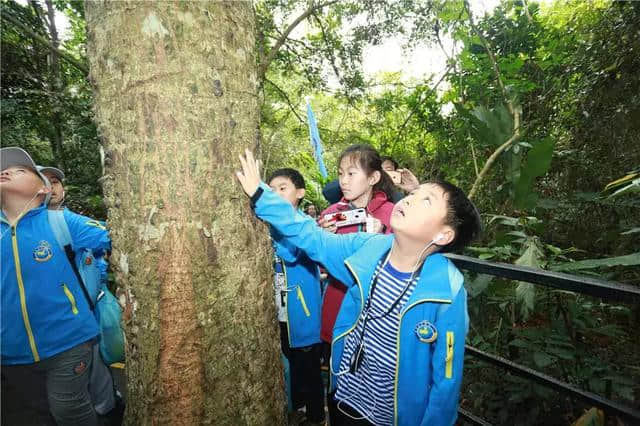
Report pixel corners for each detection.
[85,1,284,424]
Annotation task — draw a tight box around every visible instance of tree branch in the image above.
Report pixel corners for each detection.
[312,10,342,86]
[264,78,305,124]
[464,0,513,116]
[434,21,451,62]
[521,0,534,24]
[470,138,479,177]
[1,11,88,74]
[468,109,520,200]
[463,0,522,200]
[257,0,340,81]
[394,63,454,142]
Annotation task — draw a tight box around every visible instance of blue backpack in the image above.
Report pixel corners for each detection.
[47,210,125,365]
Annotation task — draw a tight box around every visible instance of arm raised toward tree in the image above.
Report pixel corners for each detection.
[235,150,381,285]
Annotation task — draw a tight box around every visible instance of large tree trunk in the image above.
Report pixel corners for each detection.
[85,1,284,424]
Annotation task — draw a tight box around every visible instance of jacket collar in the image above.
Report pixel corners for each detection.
[345,235,453,305]
[1,203,47,225]
[367,190,391,213]
[336,190,391,213]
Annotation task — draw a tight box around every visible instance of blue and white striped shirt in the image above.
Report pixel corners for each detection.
[335,262,418,425]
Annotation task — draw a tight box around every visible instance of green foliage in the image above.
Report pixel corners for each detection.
[551,253,640,273]
[514,137,554,209]
[3,0,639,423]
[514,236,544,319]
[1,0,105,219]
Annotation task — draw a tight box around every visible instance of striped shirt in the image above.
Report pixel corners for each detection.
[335,262,418,425]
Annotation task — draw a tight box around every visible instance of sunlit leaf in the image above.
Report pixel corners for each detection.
[550,253,640,272]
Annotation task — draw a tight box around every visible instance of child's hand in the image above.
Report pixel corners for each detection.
[317,216,338,233]
[236,149,261,197]
[396,168,420,193]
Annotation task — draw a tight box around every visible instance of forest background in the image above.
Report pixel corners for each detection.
[1,0,639,424]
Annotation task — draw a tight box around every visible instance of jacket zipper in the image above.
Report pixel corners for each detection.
[393,298,451,426]
[11,226,40,362]
[282,262,291,345]
[62,284,79,315]
[446,331,454,379]
[296,286,311,317]
[329,260,364,391]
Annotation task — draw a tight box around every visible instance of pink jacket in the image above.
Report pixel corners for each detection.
[319,190,394,342]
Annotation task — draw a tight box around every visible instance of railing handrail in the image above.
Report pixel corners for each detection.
[445,253,640,301]
[443,253,640,424]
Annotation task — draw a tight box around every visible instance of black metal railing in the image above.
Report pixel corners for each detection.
[445,253,640,425]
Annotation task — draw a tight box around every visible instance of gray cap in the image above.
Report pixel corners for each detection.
[1,147,52,203]
[37,165,65,181]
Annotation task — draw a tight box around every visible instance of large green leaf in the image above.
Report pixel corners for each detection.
[514,237,544,319]
[550,253,640,272]
[455,103,513,147]
[514,137,555,210]
[465,273,493,298]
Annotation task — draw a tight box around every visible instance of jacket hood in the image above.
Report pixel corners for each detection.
[329,190,391,214]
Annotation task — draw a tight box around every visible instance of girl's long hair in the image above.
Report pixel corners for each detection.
[338,144,397,202]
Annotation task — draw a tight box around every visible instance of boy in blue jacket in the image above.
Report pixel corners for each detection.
[237,150,481,426]
[1,147,110,425]
[268,168,325,425]
[38,165,124,424]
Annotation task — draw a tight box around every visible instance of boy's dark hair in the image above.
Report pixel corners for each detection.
[381,156,399,170]
[427,180,482,253]
[268,168,305,189]
[338,144,397,201]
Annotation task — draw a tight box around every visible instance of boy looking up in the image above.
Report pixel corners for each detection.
[38,166,65,210]
[1,147,110,425]
[237,150,481,426]
[37,164,124,424]
[268,168,325,425]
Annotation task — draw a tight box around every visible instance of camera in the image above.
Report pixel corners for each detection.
[323,208,366,228]
[386,170,401,184]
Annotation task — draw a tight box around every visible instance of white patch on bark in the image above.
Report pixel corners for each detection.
[141,12,169,38]
[137,223,169,246]
[119,253,129,276]
[177,11,195,26]
[99,144,105,173]
[137,205,169,249]
[210,220,218,237]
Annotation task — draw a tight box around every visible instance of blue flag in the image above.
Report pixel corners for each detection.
[306,100,328,179]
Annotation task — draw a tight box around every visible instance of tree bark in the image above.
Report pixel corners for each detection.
[85,1,284,424]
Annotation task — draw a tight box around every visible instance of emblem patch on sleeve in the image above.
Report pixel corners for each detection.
[415,320,438,343]
[33,240,53,262]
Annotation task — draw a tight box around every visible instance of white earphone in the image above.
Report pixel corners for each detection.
[431,233,445,244]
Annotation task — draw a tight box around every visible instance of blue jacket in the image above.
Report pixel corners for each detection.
[1,205,111,365]
[252,184,468,426]
[271,226,322,348]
